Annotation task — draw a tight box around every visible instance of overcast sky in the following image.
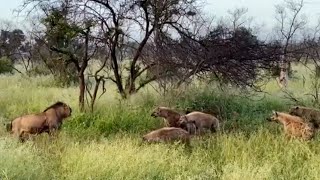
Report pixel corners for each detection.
[1,0,320,37]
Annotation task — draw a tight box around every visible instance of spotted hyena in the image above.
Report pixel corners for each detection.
[151,107,181,127]
[267,111,315,140]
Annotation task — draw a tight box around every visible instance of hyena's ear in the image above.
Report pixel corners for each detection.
[185,110,192,114]
[272,110,278,116]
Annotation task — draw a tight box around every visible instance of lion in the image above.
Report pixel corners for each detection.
[289,106,320,128]
[142,127,190,145]
[178,111,220,134]
[151,107,181,127]
[7,101,72,142]
[266,111,315,140]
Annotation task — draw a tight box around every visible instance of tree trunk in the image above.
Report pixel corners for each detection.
[278,55,288,88]
[125,76,137,96]
[79,73,85,112]
[316,66,320,78]
[90,77,102,112]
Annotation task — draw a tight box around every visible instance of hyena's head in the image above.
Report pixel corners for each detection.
[266,111,280,122]
[288,106,302,116]
[151,107,168,118]
[151,107,160,117]
[177,115,188,127]
[177,116,196,133]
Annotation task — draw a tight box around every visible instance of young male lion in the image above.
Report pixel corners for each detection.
[178,111,220,135]
[151,107,181,127]
[289,106,320,128]
[267,111,315,140]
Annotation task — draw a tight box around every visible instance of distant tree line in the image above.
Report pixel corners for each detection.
[1,0,319,111]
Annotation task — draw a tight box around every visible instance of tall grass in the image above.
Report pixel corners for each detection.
[1,66,320,179]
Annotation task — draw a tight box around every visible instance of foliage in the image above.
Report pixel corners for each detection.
[1,67,320,179]
[0,56,13,74]
[0,29,25,61]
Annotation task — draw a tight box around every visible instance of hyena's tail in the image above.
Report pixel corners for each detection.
[210,120,220,133]
[310,120,319,129]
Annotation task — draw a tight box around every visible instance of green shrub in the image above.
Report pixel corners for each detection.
[27,65,52,76]
[269,63,295,78]
[27,64,78,88]
[2,69,320,179]
[0,57,13,74]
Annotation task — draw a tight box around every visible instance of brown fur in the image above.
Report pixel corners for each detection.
[8,101,72,142]
[151,107,181,127]
[6,122,12,132]
[267,111,315,140]
[178,119,197,135]
[178,111,220,134]
[289,106,320,128]
[142,127,190,145]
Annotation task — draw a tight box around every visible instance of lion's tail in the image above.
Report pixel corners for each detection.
[6,121,12,132]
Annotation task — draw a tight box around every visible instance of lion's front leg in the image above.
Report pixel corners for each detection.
[47,124,60,140]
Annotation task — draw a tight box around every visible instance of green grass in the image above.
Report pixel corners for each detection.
[1,65,320,179]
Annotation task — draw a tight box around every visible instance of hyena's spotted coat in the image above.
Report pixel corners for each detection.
[267,111,315,140]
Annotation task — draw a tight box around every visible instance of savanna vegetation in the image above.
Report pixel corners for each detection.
[1,64,320,180]
[2,0,320,179]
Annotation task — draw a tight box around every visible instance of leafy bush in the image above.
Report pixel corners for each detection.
[27,63,78,88]
[49,59,78,87]
[269,63,295,78]
[1,72,320,179]
[0,57,14,74]
[27,65,52,76]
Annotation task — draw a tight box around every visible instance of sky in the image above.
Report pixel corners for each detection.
[205,0,320,28]
[0,0,21,20]
[1,0,320,37]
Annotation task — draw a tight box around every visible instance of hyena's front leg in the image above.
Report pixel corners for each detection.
[163,118,170,127]
[302,128,314,141]
[284,132,292,141]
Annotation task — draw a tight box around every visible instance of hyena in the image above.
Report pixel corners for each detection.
[267,111,315,140]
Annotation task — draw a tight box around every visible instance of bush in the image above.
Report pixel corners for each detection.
[27,64,78,87]
[269,63,295,78]
[0,57,14,74]
[48,59,78,87]
[53,72,78,87]
[27,65,52,76]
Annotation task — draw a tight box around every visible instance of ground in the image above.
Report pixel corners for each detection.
[1,64,320,180]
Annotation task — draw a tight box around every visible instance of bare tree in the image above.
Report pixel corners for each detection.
[302,19,320,106]
[227,7,253,31]
[84,0,202,98]
[274,0,307,88]
[86,58,108,112]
